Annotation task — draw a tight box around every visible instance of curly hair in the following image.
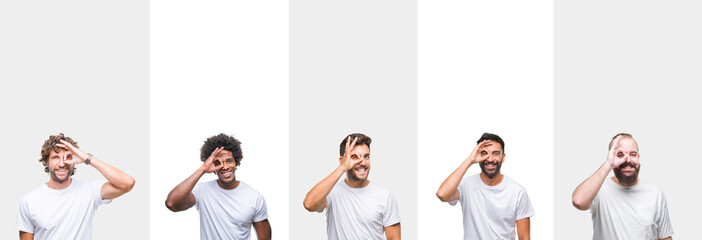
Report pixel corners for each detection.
[200,133,243,166]
[39,133,78,175]
[339,133,372,156]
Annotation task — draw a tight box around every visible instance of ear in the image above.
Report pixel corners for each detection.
[339,157,343,164]
[502,153,507,163]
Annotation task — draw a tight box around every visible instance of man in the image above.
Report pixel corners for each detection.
[436,133,534,240]
[303,133,401,240]
[572,133,673,239]
[165,133,271,240]
[16,133,136,240]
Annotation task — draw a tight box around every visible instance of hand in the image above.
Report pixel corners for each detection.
[606,136,627,168]
[466,140,492,164]
[340,137,362,171]
[201,147,225,173]
[56,140,89,165]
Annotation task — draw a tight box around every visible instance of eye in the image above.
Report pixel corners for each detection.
[630,152,638,158]
[364,155,370,159]
[617,153,624,158]
[351,155,358,159]
[226,159,235,164]
[480,151,488,157]
[493,151,501,157]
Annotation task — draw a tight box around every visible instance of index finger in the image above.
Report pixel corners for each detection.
[610,136,621,151]
[478,140,492,148]
[209,147,223,160]
[346,137,358,154]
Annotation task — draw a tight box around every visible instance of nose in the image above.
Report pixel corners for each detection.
[58,154,66,167]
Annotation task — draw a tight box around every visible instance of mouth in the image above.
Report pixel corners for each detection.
[219,169,233,178]
[620,166,636,175]
[482,162,498,171]
[354,166,368,177]
[55,167,69,175]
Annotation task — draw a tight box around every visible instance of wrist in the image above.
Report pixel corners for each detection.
[84,153,93,165]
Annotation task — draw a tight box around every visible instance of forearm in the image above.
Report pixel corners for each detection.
[89,157,135,192]
[437,159,472,202]
[19,231,33,240]
[384,223,401,240]
[572,162,611,210]
[516,218,530,240]
[166,168,205,211]
[303,166,345,212]
[253,220,272,240]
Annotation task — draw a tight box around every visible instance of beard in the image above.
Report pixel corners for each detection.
[346,167,369,182]
[49,166,74,183]
[613,162,640,185]
[479,160,502,178]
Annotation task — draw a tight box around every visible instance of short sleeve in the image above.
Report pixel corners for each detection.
[94,181,112,206]
[448,179,465,206]
[253,194,269,222]
[656,193,674,238]
[382,193,401,227]
[191,182,202,205]
[516,188,535,220]
[16,198,34,234]
[322,186,335,213]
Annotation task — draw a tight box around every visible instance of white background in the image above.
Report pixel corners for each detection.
[418,0,554,239]
[149,0,288,239]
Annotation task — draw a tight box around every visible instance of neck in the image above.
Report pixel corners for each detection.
[46,177,72,190]
[217,178,240,190]
[479,172,504,186]
[344,178,370,188]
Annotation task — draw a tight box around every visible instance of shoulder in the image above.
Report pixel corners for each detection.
[366,182,394,200]
[193,179,217,193]
[503,176,527,191]
[21,185,47,200]
[637,180,666,198]
[238,181,264,197]
[460,174,480,184]
[458,174,480,188]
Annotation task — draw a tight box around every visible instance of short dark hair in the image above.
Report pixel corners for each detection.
[477,132,504,152]
[609,133,637,150]
[40,133,78,175]
[339,133,372,156]
[200,133,243,166]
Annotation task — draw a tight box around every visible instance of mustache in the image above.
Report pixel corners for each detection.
[619,162,637,168]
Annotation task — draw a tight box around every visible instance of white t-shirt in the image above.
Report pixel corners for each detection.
[449,174,534,240]
[591,178,673,240]
[324,180,401,240]
[192,180,268,240]
[16,180,111,240]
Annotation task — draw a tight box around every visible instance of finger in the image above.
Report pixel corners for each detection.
[352,157,363,166]
[611,136,621,150]
[63,151,77,164]
[58,140,77,151]
[55,143,69,151]
[349,137,358,152]
[207,147,223,162]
